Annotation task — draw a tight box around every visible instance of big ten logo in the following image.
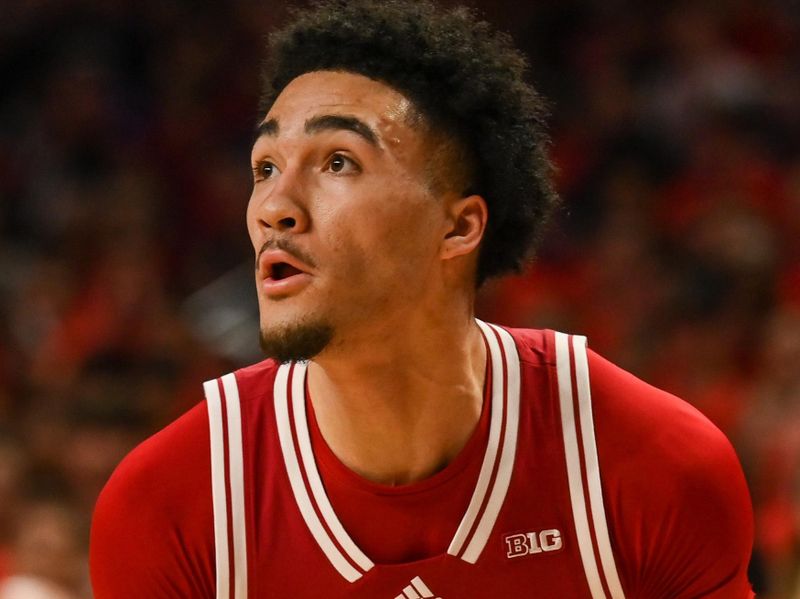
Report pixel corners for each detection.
[504,529,563,559]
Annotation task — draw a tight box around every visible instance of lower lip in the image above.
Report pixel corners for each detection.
[261,273,313,297]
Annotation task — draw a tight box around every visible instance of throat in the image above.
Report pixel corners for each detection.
[304,320,489,485]
[307,384,490,487]
[305,366,489,486]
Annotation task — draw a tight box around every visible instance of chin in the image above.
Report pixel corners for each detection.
[259,318,334,364]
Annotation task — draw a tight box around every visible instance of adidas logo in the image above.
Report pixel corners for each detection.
[393,575,442,599]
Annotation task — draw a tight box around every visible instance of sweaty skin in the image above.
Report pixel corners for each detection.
[247,71,489,485]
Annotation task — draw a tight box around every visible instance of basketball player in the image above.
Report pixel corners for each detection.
[90,1,755,597]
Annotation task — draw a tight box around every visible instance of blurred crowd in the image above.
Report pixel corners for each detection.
[0,0,798,597]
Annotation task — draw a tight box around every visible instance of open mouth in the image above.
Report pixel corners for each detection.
[269,262,305,281]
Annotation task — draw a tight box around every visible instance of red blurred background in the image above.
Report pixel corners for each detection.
[0,0,798,596]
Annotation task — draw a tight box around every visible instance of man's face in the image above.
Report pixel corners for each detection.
[247,71,455,361]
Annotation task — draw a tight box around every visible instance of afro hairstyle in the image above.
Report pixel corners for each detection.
[260,0,559,285]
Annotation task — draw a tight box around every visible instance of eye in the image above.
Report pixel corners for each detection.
[325,153,360,175]
[253,160,280,182]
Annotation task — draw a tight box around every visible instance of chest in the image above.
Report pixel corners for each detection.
[252,470,589,598]
[213,327,622,598]
[247,367,589,597]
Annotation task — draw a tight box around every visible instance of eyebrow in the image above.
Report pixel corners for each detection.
[253,118,279,142]
[304,114,379,147]
[252,114,380,149]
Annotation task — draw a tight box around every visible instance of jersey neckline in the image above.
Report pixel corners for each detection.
[304,349,493,498]
[272,319,523,582]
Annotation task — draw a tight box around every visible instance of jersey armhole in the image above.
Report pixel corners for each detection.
[204,373,249,599]
[554,332,626,599]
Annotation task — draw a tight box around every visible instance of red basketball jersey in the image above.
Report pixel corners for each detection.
[90,323,754,598]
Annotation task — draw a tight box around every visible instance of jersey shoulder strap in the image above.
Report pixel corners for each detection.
[553,332,626,599]
[204,373,249,599]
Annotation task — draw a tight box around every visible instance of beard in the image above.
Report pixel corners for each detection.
[259,319,334,363]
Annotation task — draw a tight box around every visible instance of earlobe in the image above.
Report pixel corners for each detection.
[441,194,488,261]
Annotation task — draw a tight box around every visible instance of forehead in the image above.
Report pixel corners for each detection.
[264,71,418,137]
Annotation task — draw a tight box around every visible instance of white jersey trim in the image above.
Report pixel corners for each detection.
[555,332,625,599]
[572,336,626,599]
[204,379,230,599]
[274,363,365,583]
[459,322,521,563]
[221,374,249,599]
[273,320,520,581]
[290,361,375,572]
[447,320,508,557]
[206,328,622,594]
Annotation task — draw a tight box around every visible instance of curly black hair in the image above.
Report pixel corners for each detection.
[260,0,559,285]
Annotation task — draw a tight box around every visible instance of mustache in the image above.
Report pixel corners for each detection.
[256,238,318,270]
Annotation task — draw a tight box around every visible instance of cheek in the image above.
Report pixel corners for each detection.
[325,194,442,283]
[381,193,444,259]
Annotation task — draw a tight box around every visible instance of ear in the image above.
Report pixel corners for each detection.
[440,194,488,261]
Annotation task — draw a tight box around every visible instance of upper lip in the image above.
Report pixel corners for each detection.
[258,248,312,280]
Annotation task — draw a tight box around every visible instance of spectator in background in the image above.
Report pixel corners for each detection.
[0,435,25,579]
[1,0,799,596]
[0,501,86,599]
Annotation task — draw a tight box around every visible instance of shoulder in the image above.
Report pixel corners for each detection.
[90,400,215,598]
[97,358,278,504]
[94,399,212,519]
[502,326,753,596]
[586,347,754,598]
[90,359,280,598]
[495,325,740,479]
[505,326,748,510]
[587,348,734,469]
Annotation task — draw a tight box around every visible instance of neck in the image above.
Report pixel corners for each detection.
[307,314,486,486]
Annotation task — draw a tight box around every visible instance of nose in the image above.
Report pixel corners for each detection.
[250,170,310,234]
